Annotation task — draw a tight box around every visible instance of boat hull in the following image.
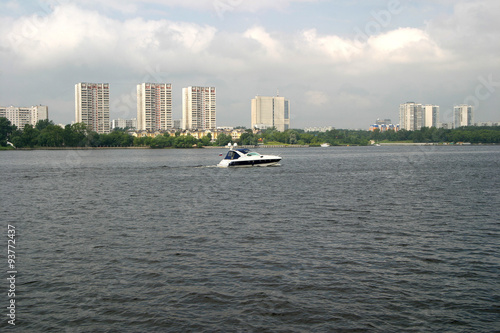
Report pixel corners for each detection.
[218,157,281,168]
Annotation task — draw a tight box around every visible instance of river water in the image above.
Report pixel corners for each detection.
[1,146,499,332]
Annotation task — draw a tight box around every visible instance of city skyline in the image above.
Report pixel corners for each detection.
[1,1,499,129]
[3,96,495,131]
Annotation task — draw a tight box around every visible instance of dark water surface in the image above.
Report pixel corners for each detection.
[1,146,499,332]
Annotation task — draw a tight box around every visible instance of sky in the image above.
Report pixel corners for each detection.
[0,0,499,129]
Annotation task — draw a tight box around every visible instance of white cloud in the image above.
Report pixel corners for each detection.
[368,28,448,63]
[301,29,361,62]
[427,0,500,58]
[55,0,319,16]
[299,27,449,66]
[0,0,498,128]
[244,26,282,60]
[1,4,216,70]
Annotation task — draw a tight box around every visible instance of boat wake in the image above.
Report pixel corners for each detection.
[160,165,218,169]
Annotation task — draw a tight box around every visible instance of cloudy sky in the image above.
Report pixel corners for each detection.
[1,0,499,129]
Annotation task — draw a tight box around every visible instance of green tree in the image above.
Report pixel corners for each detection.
[174,135,197,148]
[216,133,232,146]
[370,129,382,142]
[289,130,298,144]
[19,124,40,147]
[199,135,212,147]
[0,117,15,146]
[38,124,64,147]
[151,134,173,148]
[134,136,153,147]
[35,119,54,131]
[100,130,133,147]
[63,123,87,147]
[239,131,258,145]
[86,131,100,147]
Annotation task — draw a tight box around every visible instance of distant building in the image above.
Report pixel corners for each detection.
[400,102,439,131]
[75,82,110,133]
[251,95,290,132]
[111,118,137,130]
[137,83,172,131]
[475,121,500,127]
[182,86,216,130]
[453,105,474,128]
[129,128,246,142]
[399,102,423,131]
[438,122,454,129]
[304,126,334,132]
[369,122,399,132]
[376,119,392,126]
[173,119,181,129]
[369,119,399,131]
[0,105,48,129]
[423,105,439,128]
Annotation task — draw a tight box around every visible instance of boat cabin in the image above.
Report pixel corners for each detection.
[223,148,259,160]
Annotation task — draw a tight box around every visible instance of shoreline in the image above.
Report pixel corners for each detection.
[2,143,497,151]
[8,144,312,150]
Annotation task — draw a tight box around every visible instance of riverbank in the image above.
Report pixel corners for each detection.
[4,142,497,150]
[9,144,311,150]
[377,142,485,146]
[13,146,150,150]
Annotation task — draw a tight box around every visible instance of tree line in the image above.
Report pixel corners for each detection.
[369,126,500,144]
[1,117,500,149]
[0,118,233,148]
[239,126,500,145]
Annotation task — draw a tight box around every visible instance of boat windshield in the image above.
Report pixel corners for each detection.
[224,151,240,160]
[236,148,250,154]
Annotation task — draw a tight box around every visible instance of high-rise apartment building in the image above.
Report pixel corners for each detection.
[75,83,110,134]
[137,83,172,131]
[251,96,290,132]
[400,102,439,131]
[453,105,474,128]
[399,102,422,131]
[423,105,439,128]
[182,86,216,130]
[0,105,48,129]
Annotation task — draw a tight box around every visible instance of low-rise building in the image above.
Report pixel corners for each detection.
[369,123,399,132]
[129,128,246,142]
[111,118,137,130]
[0,105,48,129]
[304,126,334,132]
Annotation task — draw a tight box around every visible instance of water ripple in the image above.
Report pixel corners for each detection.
[2,147,499,332]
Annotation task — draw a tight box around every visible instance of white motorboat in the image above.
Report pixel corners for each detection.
[320,143,330,147]
[217,143,281,168]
